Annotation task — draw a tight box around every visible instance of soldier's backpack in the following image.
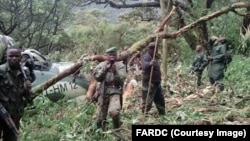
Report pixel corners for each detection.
[217,37,233,71]
[0,35,15,65]
[224,51,232,72]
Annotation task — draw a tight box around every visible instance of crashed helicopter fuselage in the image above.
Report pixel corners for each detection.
[22,49,90,102]
[0,34,90,102]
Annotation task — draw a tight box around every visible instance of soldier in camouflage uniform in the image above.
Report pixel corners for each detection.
[208,37,227,91]
[0,46,35,141]
[93,47,126,130]
[191,45,209,86]
[141,42,165,115]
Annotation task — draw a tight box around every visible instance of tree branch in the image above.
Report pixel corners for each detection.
[31,2,250,96]
[107,1,160,8]
[153,2,250,39]
[154,6,177,33]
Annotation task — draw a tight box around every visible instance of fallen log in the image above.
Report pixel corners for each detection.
[31,57,86,95]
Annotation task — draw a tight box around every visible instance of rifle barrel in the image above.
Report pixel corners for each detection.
[0,103,19,138]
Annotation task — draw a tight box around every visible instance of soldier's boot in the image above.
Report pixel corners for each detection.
[158,110,165,116]
[96,120,107,130]
[197,80,201,86]
[96,120,102,129]
[113,117,123,141]
[215,82,224,92]
[197,76,202,86]
[112,117,122,129]
[218,84,224,92]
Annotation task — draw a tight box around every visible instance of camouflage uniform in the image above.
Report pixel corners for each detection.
[208,40,227,91]
[191,50,208,86]
[93,47,126,129]
[0,47,34,141]
[141,42,165,115]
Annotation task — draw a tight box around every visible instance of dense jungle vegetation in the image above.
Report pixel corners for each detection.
[1,0,250,141]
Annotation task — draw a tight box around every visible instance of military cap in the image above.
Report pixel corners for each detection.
[147,42,156,49]
[105,47,117,54]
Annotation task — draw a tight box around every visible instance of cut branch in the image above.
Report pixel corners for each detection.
[154,6,177,33]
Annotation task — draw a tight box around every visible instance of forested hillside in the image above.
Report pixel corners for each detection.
[0,0,250,141]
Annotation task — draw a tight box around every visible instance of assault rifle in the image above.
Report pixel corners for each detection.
[21,68,29,81]
[0,103,19,138]
[20,63,29,81]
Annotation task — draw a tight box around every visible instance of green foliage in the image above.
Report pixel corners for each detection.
[183,1,246,55]
[21,52,250,140]
[239,27,250,56]
[65,9,128,55]
[22,96,115,141]
[18,1,250,140]
[118,7,160,24]
[0,0,73,53]
[122,22,156,46]
[208,12,241,52]
[224,55,250,94]
[47,8,158,62]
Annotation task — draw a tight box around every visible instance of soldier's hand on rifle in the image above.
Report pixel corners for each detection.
[24,80,32,91]
[107,62,116,72]
[149,59,156,66]
[24,58,34,72]
[208,56,213,61]
[92,91,100,103]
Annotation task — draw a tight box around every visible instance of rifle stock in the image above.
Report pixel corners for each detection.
[20,63,29,81]
[0,103,19,138]
[99,80,105,107]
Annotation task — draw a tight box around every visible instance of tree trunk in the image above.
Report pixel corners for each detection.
[176,8,197,50]
[159,0,171,83]
[242,7,250,35]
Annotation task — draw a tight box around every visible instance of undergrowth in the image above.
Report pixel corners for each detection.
[21,55,250,141]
